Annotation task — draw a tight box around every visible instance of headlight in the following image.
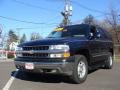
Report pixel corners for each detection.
[16,47,23,51]
[49,45,69,51]
[16,53,22,57]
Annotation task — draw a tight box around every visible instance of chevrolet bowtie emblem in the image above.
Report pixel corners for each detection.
[29,50,34,54]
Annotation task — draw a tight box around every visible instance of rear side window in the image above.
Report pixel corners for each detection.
[97,28,106,39]
[102,29,112,40]
[98,28,111,40]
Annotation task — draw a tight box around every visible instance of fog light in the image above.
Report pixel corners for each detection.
[50,54,63,58]
[50,52,70,58]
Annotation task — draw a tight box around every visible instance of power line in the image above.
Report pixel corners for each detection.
[0,15,58,25]
[13,26,57,30]
[12,0,60,13]
[71,14,106,25]
[72,1,109,15]
[11,0,62,24]
[94,14,105,18]
[15,27,43,30]
[0,15,44,24]
[45,14,60,23]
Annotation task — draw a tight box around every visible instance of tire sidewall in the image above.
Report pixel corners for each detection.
[72,55,88,84]
[105,53,113,69]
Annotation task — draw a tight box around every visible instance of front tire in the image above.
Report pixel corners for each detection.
[104,53,113,69]
[71,55,88,84]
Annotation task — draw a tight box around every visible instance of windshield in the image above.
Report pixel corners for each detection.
[47,25,88,38]
[47,29,71,38]
[47,31,62,38]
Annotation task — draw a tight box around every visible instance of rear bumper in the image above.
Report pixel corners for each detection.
[14,58,74,75]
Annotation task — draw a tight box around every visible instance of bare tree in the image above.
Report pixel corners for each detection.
[83,14,96,25]
[105,6,120,44]
[30,32,42,41]
[98,20,111,30]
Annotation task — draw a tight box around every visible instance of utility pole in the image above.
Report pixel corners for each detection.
[61,0,73,26]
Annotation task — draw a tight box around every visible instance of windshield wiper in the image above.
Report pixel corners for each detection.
[47,37,55,38]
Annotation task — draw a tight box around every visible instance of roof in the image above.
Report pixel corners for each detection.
[63,24,91,29]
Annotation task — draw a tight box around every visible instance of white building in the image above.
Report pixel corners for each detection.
[9,42,18,51]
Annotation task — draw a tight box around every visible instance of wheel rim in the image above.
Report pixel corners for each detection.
[77,61,86,78]
[109,56,113,66]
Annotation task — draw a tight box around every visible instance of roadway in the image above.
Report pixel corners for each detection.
[0,60,120,90]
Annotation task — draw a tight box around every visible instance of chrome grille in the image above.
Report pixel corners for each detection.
[23,46,49,50]
[22,53,49,58]
[22,46,49,58]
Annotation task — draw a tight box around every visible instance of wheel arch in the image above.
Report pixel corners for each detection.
[109,48,114,56]
[75,49,91,65]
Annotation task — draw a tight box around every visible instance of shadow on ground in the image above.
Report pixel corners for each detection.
[11,69,99,84]
[11,71,74,84]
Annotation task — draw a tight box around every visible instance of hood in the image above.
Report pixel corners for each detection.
[19,37,87,47]
[19,38,68,47]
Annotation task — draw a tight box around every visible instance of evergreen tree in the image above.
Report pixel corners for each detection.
[6,30,18,50]
[20,34,27,44]
[8,30,18,43]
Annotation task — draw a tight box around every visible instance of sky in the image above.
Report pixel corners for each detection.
[0,0,120,40]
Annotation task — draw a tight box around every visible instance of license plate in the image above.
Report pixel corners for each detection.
[25,63,34,70]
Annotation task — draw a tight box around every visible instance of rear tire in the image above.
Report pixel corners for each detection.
[104,53,113,69]
[70,55,88,84]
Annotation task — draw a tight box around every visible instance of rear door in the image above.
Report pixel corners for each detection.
[96,28,110,61]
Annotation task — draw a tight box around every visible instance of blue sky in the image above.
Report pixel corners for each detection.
[0,0,120,40]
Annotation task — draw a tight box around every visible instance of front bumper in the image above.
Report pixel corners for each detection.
[14,58,74,76]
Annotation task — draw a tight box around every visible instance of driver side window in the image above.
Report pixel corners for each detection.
[90,26,100,39]
[90,26,97,39]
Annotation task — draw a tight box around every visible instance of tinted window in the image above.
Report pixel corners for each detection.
[102,29,112,40]
[97,28,112,40]
[47,31,62,38]
[47,24,89,38]
[65,25,89,37]
[97,28,106,39]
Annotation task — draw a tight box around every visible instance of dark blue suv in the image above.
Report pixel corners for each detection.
[15,24,113,84]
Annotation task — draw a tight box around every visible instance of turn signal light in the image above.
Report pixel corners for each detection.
[63,52,70,58]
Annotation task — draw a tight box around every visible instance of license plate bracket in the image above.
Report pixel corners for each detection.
[25,63,34,70]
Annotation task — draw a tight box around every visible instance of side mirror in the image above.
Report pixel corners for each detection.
[88,32,101,40]
[96,33,101,38]
[88,33,94,39]
[90,33,93,37]
[96,30,101,38]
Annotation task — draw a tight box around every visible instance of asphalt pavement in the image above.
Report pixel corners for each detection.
[0,60,120,90]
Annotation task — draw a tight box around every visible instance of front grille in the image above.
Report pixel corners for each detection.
[22,53,49,58]
[23,46,49,51]
[22,46,49,58]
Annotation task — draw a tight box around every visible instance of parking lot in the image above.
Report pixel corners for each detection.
[0,60,120,90]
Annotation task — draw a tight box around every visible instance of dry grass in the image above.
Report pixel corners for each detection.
[114,55,120,61]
